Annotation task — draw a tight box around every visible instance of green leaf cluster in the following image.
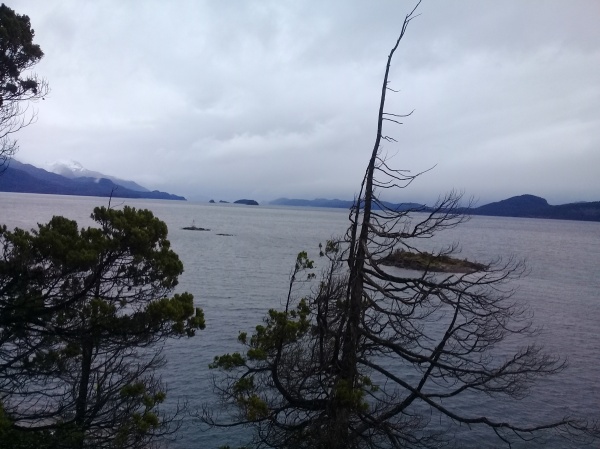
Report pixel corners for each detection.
[211,298,311,372]
[0,206,203,448]
[333,379,369,413]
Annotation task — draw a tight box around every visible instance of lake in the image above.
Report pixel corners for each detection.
[1,192,599,448]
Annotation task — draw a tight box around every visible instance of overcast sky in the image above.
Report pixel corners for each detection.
[14,1,600,204]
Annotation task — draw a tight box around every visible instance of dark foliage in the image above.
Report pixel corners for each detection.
[0,206,204,448]
[0,3,48,170]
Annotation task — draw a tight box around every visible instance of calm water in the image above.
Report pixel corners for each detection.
[1,193,599,448]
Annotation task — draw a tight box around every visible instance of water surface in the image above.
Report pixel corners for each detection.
[2,193,599,448]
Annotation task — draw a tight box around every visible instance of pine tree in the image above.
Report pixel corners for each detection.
[0,206,204,448]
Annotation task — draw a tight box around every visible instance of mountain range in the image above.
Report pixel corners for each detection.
[2,161,599,221]
[47,160,150,193]
[467,194,600,221]
[271,195,600,222]
[269,197,423,211]
[0,160,185,200]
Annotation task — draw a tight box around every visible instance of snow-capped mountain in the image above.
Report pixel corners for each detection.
[47,160,150,193]
[1,160,185,200]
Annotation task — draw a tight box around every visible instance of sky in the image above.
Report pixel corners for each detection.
[12,1,600,205]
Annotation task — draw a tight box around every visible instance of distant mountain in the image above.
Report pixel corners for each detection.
[270,198,422,211]
[0,160,186,200]
[470,194,549,217]
[271,198,354,208]
[469,194,600,221]
[47,160,150,192]
[271,195,600,222]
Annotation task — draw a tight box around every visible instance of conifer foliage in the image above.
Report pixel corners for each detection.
[0,206,204,448]
[0,3,48,170]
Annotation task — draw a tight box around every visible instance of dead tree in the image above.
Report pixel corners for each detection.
[205,3,598,448]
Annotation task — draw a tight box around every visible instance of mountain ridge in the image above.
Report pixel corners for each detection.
[47,160,150,193]
[271,195,600,222]
[3,162,598,221]
[0,160,185,200]
[270,197,423,211]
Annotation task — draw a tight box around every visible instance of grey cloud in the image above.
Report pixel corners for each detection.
[14,0,600,204]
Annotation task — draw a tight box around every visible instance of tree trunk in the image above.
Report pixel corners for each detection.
[327,25,403,449]
[74,337,92,448]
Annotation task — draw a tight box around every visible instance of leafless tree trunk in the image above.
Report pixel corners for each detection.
[205,3,599,447]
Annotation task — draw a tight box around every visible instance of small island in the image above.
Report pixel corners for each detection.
[234,199,259,206]
[182,221,210,231]
[380,249,486,273]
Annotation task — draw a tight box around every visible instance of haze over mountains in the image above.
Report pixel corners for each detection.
[1,161,599,221]
[1,160,185,200]
[47,160,150,193]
